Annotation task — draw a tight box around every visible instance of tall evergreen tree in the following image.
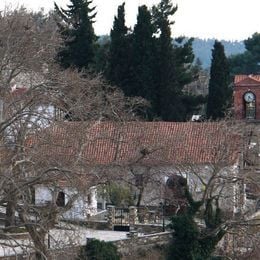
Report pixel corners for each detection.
[152,0,178,120]
[131,5,156,117]
[106,0,198,121]
[54,0,97,70]
[229,33,260,75]
[152,0,195,121]
[107,3,133,95]
[207,41,231,120]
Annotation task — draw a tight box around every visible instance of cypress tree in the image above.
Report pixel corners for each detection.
[106,0,198,121]
[131,5,157,118]
[107,3,133,95]
[54,0,97,70]
[207,40,231,120]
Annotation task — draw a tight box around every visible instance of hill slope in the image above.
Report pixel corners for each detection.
[192,38,245,69]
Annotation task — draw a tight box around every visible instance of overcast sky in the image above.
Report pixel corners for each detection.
[1,0,260,41]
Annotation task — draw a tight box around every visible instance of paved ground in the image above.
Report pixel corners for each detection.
[0,223,129,257]
[49,224,129,248]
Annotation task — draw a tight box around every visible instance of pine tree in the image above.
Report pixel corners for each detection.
[152,0,196,121]
[106,3,133,95]
[54,0,97,70]
[152,0,178,120]
[229,33,260,75]
[207,40,231,120]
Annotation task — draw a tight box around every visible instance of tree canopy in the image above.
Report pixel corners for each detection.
[106,2,133,95]
[207,40,231,120]
[54,0,97,70]
[106,0,200,121]
[229,33,260,75]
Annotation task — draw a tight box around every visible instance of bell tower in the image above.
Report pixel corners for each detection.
[234,75,260,120]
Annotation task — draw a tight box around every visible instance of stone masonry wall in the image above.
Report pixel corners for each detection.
[113,231,173,258]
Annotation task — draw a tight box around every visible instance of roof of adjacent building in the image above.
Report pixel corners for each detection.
[234,75,260,86]
[28,121,242,167]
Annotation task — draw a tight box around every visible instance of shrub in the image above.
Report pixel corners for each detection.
[77,239,120,260]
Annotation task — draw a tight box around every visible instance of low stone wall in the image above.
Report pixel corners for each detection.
[0,232,172,260]
[0,232,29,240]
[0,246,81,260]
[134,224,163,234]
[113,231,173,258]
[86,220,110,230]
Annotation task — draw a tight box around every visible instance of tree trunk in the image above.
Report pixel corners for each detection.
[19,209,49,260]
[136,186,144,207]
[30,230,48,260]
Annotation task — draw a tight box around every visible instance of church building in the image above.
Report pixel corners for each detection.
[234,75,260,120]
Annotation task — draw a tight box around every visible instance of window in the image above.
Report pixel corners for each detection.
[245,101,256,119]
[87,194,92,205]
[56,191,65,207]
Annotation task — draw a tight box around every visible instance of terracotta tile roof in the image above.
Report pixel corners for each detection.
[234,75,260,86]
[28,121,242,166]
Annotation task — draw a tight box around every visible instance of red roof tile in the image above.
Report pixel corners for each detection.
[28,121,242,166]
[234,75,260,86]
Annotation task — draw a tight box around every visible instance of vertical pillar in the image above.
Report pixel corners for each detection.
[129,206,137,228]
[107,205,115,230]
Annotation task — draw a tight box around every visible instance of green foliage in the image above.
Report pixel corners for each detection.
[228,52,256,75]
[94,36,110,73]
[152,1,197,121]
[207,41,231,120]
[77,239,120,260]
[229,33,260,75]
[54,0,97,70]
[103,183,134,207]
[244,32,260,60]
[168,188,226,260]
[152,0,177,28]
[181,94,207,120]
[106,3,133,95]
[168,214,200,260]
[130,5,157,118]
[132,5,156,97]
[152,0,177,119]
[106,0,199,121]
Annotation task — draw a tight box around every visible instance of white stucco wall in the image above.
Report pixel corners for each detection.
[35,186,53,204]
[96,163,242,213]
[35,185,97,221]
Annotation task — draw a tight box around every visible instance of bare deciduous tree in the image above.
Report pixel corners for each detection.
[0,7,146,259]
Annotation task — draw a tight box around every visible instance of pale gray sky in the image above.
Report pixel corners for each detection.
[1,0,260,41]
